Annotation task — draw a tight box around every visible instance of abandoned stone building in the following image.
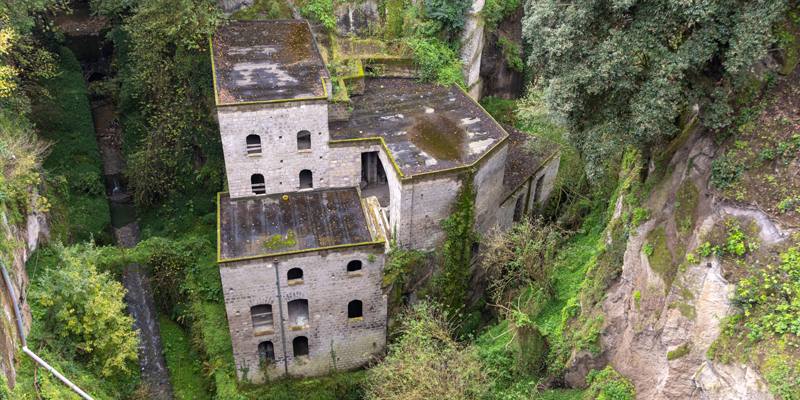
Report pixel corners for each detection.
[211,19,560,382]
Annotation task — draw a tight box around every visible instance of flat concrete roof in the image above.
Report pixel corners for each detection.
[330,78,507,176]
[502,125,560,199]
[211,20,327,105]
[218,188,373,261]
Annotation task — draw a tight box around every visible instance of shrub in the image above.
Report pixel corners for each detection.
[435,179,476,315]
[364,302,487,400]
[711,154,744,189]
[482,0,519,30]
[29,244,139,378]
[147,241,192,315]
[300,0,335,30]
[405,38,464,87]
[734,246,800,339]
[584,366,635,400]
[482,218,563,305]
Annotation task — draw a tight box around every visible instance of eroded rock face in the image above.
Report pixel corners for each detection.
[0,192,48,387]
[597,126,777,399]
[335,1,380,36]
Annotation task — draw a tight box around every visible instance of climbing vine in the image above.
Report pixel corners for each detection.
[435,177,476,317]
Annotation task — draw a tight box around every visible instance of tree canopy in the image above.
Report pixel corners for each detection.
[523,0,791,180]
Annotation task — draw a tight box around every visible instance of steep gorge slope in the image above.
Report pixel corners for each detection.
[595,66,800,399]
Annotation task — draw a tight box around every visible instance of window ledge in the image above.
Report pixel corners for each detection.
[246,153,262,158]
[287,279,304,286]
[253,327,275,336]
[297,149,312,153]
[347,271,363,278]
[289,324,308,331]
[348,317,364,322]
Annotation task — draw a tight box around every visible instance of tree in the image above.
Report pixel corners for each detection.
[522,0,791,181]
[95,0,223,206]
[29,244,139,377]
[364,302,487,400]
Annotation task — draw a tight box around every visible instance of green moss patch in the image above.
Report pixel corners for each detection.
[645,226,678,291]
[667,342,691,361]
[263,229,297,251]
[674,180,699,238]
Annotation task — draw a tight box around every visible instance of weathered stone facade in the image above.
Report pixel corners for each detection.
[220,245,386,382]
[212,19,560,383]
[218,100,332,198]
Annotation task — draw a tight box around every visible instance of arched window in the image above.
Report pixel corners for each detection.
[251,174,266,195]
[250,304,273,331]
[297,130,311,150]
[347,260,362,272]
[299,170,313,189]
[287,268,303,282]
[258,341,275,364]
[287,299,309,327]
[246,134,262,155]
[348,300,363,319]
[293,336,309,357]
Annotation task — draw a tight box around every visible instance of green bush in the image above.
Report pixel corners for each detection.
[300,0,336,30]
[584,366,635,400]
[482,0,519,30]
[734,246,800,340]
[364,302,487,400]
[29,244,139,378]
[405,38,464,87]
[711,153,744,189]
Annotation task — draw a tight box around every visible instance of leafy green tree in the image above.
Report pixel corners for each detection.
[94,0,223,206]
[523,0,791,180]
[29,244,139,378]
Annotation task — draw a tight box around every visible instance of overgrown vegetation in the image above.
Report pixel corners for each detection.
[364,302,487,400]
[434,179,476,317]
[523,0,793,181]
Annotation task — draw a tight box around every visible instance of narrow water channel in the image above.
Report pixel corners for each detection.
[57,4,173,398]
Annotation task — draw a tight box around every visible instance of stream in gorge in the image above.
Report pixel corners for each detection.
[55,4,173,398]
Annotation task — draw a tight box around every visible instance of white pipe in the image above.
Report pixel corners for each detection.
[22,347,94,400]
[0,260,94,400]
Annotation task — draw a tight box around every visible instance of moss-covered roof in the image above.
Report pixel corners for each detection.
[218,188,373,261]
[501,125,560,199]
[211,20,328,105]
[329,78,507,176]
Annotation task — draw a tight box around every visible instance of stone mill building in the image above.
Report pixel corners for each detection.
[211,19,560,382]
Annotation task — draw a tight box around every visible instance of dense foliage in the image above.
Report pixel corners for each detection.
[364,302,487,400]
[92,0,223,207]
[482,218,563,305]
[30,244,139,378]
[435,179,476,316]
[523,0,791,180]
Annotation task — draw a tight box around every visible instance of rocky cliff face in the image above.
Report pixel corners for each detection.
[480,6,524,99]
[0,192,48,387]
[598,124,774,399]
[585,63,800,399]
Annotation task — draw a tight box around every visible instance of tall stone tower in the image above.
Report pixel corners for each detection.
[211,20,332,198]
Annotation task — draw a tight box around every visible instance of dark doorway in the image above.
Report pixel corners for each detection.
[513,195,525,222]
[361,151,389,206]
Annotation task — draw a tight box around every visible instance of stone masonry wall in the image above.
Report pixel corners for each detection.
[217,100,332,198]
[328,142,404,236]
[398,174,463,250]
[220,245,387,382]
[495,154,561,231]
[473,143,509,236]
